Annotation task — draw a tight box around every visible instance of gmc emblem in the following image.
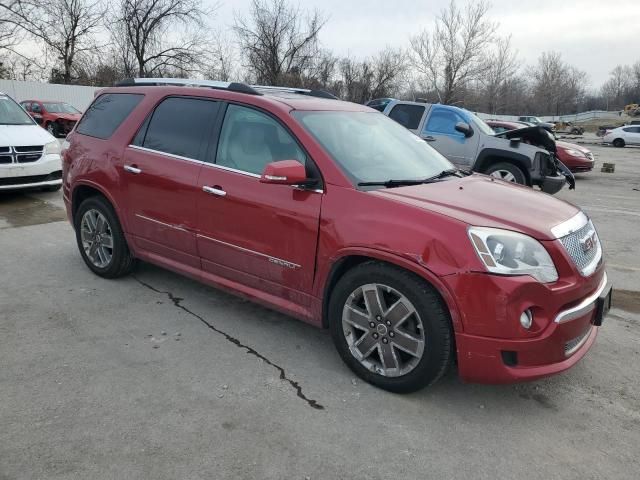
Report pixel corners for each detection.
[580,230,597,253]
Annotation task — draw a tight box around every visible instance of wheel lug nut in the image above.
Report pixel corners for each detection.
[382,337,388,344]
[386,320,391,326]
[372,333,379,339]
[376,315,381,321]
[389,331,395,337]
[369,322,376,328]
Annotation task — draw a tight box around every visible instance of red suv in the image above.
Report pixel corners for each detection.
[20,100,82,137]
[62,79,612,392]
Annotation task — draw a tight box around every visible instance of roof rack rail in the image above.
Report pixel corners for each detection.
[251,85,338,100]
[114,78,261,96]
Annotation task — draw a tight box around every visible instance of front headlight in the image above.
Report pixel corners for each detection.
[565,149,585,157]
[468,227,558,283]
[44,140,61,155]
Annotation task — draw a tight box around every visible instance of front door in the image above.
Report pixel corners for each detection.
[196,103,322,302]
[421,106,479,168]
[123,96,219,268]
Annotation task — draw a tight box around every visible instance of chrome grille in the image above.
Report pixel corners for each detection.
[559,219,602,276]
[0,146,43,164]
[565,327,592,357]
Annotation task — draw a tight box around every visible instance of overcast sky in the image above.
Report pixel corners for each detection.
[212,0,639,88]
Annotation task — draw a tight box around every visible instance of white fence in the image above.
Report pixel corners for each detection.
[0,80,98,111]
[476,110,622,123]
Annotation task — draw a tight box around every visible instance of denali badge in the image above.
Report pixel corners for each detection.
[580,230,597,253]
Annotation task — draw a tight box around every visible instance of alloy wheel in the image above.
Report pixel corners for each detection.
[80,209,114,268]
[489,170,517,182]
[342,283,425,377]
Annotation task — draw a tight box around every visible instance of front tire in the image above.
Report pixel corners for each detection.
[329,262,453,393]
[485,162,527,185]
[74,196,135,278]
[612,138,625,148]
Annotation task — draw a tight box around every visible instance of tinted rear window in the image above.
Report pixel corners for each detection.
[77,93,143,139]
[140,97,218,160]
[389,104,425,130]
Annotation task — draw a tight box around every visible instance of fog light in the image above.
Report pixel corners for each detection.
[520,309,533,329]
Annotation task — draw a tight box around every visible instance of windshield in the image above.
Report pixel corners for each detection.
[293,111,453,187]
[43,102,81,114]
[0,96,34,125]
[469,114,496,136]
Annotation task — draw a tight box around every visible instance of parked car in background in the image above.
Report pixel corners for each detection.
[486,120,594,173]
[603,125,640,147]
[20,100,82,137]
[372,99,569,193]
[518,115,556,131]
[62,78,610,391]
[552,121,585,135]
[0,92,62,191]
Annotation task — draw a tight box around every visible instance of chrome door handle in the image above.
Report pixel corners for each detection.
[124,165,142,174]
[424,136,436,142]
[203,185,226,197]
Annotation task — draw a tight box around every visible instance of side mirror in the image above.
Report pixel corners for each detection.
[455,122,473,138]
[260,160,308,185]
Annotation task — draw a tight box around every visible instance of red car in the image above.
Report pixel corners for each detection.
[487,120,594,173]
[20,99,82,137]
[62,79,611,392]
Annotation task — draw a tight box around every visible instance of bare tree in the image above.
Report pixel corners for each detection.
[234,0,326,86]
[480,35,519,114]
[0,0,105,83]
[529,51,587,115]
[601,65,633,109]
[409,0,497,104]
[111,0,212,78]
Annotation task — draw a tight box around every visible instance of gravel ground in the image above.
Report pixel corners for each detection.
[0,143,638,479]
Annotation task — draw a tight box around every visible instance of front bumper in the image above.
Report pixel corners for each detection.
[0,154,62,190]
[540,174,567,194]
[444,268,609,384]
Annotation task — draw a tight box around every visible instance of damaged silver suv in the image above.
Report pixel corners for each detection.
[369,99,572,194]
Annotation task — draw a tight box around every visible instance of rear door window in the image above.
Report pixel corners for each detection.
[388,104,425,130]
[77,93,143,139]
[138,97,218,160]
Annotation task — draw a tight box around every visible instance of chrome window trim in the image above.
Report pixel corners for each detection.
[197,234,301,269]
[135,213,190,233]
[127,144,324,191]
[551,211,589,239]
[554,272,608,324]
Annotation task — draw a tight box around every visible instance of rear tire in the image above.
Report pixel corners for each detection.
[329,261,453,393]
[612,138,625,148]
[74,195,135,278]
[485,162,527,185]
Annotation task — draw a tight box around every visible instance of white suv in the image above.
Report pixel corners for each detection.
[0,92,62,191]
[603,125,640,148]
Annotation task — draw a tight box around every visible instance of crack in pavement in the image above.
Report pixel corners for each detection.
[133,276,325,410]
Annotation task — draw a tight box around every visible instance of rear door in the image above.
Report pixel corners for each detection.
[196,102,322,301]
[421,106,478,167]
[30,102,44,125]
[123,96,219,268]
[624,126,640,145]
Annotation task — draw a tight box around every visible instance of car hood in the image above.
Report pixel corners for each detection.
[56,113,81,121]
[0,124,56,146]
[556,141,590,154]
[372,174,580,241]
[494,126,557,153]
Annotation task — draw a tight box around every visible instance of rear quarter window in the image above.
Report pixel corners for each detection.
[76,93,143,139]
[388,104,425,130]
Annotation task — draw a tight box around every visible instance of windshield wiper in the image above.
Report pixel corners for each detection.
[358,169,462,188]
[358,179,428,188]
